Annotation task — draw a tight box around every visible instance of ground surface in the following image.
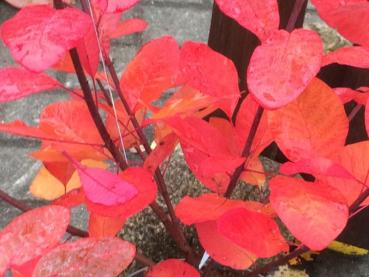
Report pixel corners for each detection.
[1,0,369,276]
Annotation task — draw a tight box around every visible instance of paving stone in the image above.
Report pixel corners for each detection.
[141,5,212,43]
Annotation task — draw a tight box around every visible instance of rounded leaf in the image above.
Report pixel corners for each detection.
[33,238,135,277]
[268,78,348,161]
[247,29,323,109]
[196,221,256,270]
[146,259,199,277]
[217,207,288,258]
[86,167,157,218]
[175,193,266,225]
[76,165,138,206]
[269,176,349,250]
[180,41,240,117]
[0,67,60,103]
[120,36,180,109]
[214,0,279,41]
[0,206,69,271]
[1,5,92,72]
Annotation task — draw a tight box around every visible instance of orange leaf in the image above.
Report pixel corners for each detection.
[88,213,126,238]
[268,78,348,161]
[144,133,178,174]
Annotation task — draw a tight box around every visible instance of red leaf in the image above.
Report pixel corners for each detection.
[318,141,369,205]
[0,120,46,139]
[366,97,369,136]
[196,221,256,270]
[175,193,266,225]
[76,26,100,77]
[88,213,126,238]
[268,78,348,161]
[106,0,139,13]
[165,116,245,193]
[322,46,369,68]
[280,157,354,179]
[180,41,240,117]
[269,176,349,250]
[248,29,323,109]
[110,18,148,38]
[166,116,231,156]
[74,162,138,206]
[1,5,91,72]
[0,67,61,102]
[181,145,245,194]
[214,0,279,41]
[151,86,217,120]
[53,188,86,208]
[235,95,272,156]
[311,0,369,47]
[217,207,288,258]
[86,167,157,217]
[144,133,178,174]
[33,238,135,276]
[146,259,199,277]
[120,36,180,109]
[0,205,69,273]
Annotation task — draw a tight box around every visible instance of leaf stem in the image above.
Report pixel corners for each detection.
[285,0,307,32]
[225,105,264,197]
[0,188,155,266]
[100,47,196,263]
[0,188,88,237]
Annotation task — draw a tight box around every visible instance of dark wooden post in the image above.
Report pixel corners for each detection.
[207,0,369,249]
[207,0,369,143]
[208,0,308,91]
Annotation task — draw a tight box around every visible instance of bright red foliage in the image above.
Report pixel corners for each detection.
[0,206,69,274]
[1,5,92,72]
[146,259,199,277]
[248,29,323,109]
[1,0,369,275]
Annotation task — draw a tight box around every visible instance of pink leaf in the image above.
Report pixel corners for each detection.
[0,67,61,102]
[86,167,157,218]
[247,29,323,109]
[214,0,279,41]
[33,238,135,276]
[322,46,369,68]
[1,5,91,72]
[106,0,139,13]
[311,0,369,47]
[0,206,69,273]
[73,161,138,206]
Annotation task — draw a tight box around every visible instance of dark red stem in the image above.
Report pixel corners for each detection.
[225,106,264,197]
[286,0,307,32]
[101,50,196,263]
[0,188,88,237]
